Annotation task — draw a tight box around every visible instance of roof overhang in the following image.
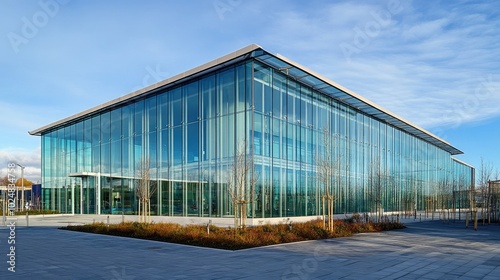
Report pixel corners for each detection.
[251,50,463,155]
[30,44,463,155]
[452,157,475,169]
[29,44,262,136]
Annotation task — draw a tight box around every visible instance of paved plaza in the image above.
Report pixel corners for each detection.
[0,215,499,279]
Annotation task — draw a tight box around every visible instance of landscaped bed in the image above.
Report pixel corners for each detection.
[61,217,405,250]
[0,209,59,216]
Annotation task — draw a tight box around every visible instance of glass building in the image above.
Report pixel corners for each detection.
[30,44,474,220]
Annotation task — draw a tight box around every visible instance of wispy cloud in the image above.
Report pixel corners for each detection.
[257,0,500,130]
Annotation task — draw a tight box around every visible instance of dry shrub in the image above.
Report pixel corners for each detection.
[61,219,405,250]
[290,220,329,240]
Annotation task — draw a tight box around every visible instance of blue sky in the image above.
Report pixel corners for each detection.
[1,0,499,182]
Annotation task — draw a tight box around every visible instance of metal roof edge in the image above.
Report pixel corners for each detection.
[29,43,465,158]
[452,157,475,170]
[273,52,463,155]
[29,44,263,136]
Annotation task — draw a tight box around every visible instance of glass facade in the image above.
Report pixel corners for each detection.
[36,50,474,218]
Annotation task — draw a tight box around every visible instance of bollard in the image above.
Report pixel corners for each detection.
[26,212,29,227]
[107,215,110,227]
[420,213,421,222]
[474,211,478,231]
[465,212,469,228]
[122,213,125,224]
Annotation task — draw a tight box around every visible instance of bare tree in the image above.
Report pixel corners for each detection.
[368,158,386,222]
[451,173,468,221]
[227,141,257,229]
[484,167,500,224]
[477,158,493,222]
[136,158,157,223]
[316,130,341,232]
[402,176,416,217]
[435,176,452,222]
[492,169,500,223]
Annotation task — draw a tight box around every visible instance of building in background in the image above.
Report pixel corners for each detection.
[30,44,474,221]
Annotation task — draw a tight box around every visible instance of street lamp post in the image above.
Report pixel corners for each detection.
[16,164,25,211]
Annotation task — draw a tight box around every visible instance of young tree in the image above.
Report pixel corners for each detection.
[477,158,493,222]
[316,130,340,232]
[436,176,452,221]
[402,176,416,217]
[368,158,386,222]
[451,174,468,221]
[227,142,257,229]
[136,158,157,223]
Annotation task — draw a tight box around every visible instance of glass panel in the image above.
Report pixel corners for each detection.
[92,145,100,174]
[254,63,271,114]
[173,181,183,216]
[121,104,132,138]
[201,76,216,120]
[219,68,235,116]
[134,100,144,135]
[272,71,286,118]
[101,142,110,174]
[171,88,182,126]
[187,123,199,163]
[287,86,295,121]
[148,132,157,174]
[173,126,182,166]
[111,140,121,176]
[111,178,123,214]
[122,137,132,177]
[187,182,199,216]
[160,180,170,216]
[110,109,121,142]
[185,81,199,123]
[236,64,247,112]
[101,111,111,143]
[146,96,157,133]
[91,115,100,147]
[160,129,169,179]
[134,135,143,171]
[159,92,169,129]
[122,179,134,214]
[101,176,111,214]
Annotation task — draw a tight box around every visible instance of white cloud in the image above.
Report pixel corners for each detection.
[403,18,449,40]
[0,147,41,183]
[258,0,500,130]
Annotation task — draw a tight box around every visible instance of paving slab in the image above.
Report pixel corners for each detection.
[0,217,499,279]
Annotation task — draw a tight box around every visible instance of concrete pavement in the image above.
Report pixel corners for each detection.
[0,216,499,279]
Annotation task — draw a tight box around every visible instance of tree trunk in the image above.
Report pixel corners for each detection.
[322,196,326,230]
[329,197,334,232]
[233,202,238,230]
[328,198,332,232]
